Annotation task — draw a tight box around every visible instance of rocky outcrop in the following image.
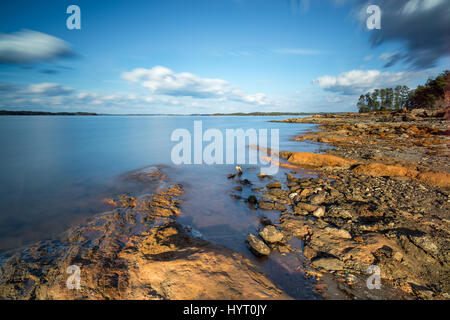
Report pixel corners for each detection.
[0,171,288,300]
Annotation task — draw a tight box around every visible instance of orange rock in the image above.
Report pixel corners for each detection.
[416,171,450,188]
[352,163,419,178]
[282,152,358,169]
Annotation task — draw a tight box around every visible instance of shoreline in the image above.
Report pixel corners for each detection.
[242,106,449,299]
[0,107,448,300]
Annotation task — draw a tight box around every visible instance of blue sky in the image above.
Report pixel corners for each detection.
[0,0,448,113]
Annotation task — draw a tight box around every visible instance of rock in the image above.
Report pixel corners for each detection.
[258,201,274,210]
[286,173,296,182]
[393,251,404,262]
[246,234,271,256]
[299,188,312,198]
[239,179,252,185]
[309,192,327,205]
[227,174,236,179]
[236,166,243,176]
[409,235,440,258]
[259,225,284,244]
[288,192,298,199]
[312,257,344,271]
[266,182,282,189]
[233,186,243,191]
[296,202,318,212]
[313,206,326,218]
[273,203,286,211]
[324,227,352,239]
[247,195,258,204]
[268,188,283,197]
[327,205,353,219]
[259,216,273,226]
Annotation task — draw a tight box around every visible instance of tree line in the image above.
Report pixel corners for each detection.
[357,86,410,113]
[357,70,449,113]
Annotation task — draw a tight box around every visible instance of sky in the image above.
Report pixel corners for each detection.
[0,0,448,114]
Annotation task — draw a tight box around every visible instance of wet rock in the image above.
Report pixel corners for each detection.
[227,174,236,179]
[266,182,282,189]
[233,186,243,191]
[273,203,286,211]
[259,225,284,244]
[247,195,258,204]
[259,216,273,226]
[246,234,271,256]
[258,201,274,210]
[312,257,344,271]
[268,188,283,197]
[238,179,252,185]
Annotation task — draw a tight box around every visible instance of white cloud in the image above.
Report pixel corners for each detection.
[122,66,268,105]
[27,83,74,96]
[313,69,427,95]
[0,30,73,64]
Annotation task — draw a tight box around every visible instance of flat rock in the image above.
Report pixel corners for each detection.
[266,182,282,189]
[312,257,344,271]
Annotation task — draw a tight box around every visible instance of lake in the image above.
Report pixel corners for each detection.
[0,116,320,252]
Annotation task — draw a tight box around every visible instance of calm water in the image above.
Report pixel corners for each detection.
[0,115,321,297]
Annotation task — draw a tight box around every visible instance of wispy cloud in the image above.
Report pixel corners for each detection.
[313,69,430,95]
[352,0,450,69]
[0,30,74,64]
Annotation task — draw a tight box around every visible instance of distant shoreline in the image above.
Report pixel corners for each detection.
[0,110,343,117]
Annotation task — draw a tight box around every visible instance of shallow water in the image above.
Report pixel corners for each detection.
[0,115,322,298]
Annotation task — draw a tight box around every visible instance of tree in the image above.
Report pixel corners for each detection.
[371,89,380,111]
[394,86,402,110]
[406,70,448,109]
[385,88,394,110]
[379,88,386,110]
[357,95,368,113]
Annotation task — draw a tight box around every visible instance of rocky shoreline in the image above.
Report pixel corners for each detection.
[0,167,288,300]
[1,107,448,300]
[238,107,449,299]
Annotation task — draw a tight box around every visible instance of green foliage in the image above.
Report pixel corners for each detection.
[356,70,449,113]
[406,70,449,109]
[357,86,409,113]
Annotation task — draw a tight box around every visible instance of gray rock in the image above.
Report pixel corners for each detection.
[309,192,327,205]
[246,234,271,256]
[259,225,284,244]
